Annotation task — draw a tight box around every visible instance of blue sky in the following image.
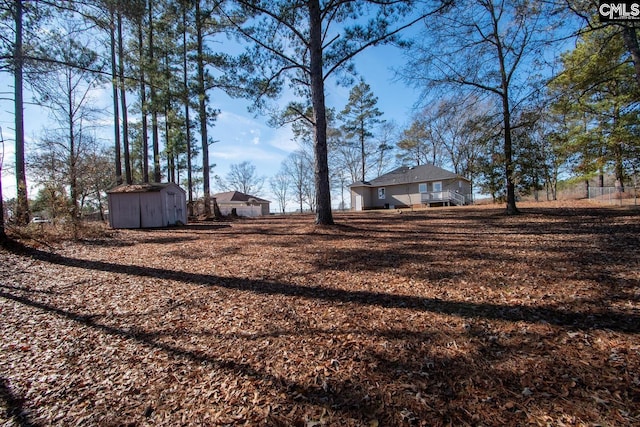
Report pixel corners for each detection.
[212,42,418,183]
[0,42,419,210]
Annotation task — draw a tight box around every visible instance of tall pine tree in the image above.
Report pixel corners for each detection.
[224,0,449,225]
[549,27,640,192]
[340,79,384,182]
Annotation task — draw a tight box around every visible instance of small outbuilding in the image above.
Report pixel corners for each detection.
[107,183,187,229]
[213,191,271,217]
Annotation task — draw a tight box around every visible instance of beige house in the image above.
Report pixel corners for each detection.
[349,164,472,211]
[213,191,271,217]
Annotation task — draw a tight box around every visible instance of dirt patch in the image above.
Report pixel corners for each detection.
[1,203,639,426]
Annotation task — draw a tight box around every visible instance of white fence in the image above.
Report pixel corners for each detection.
[588,186,638,205]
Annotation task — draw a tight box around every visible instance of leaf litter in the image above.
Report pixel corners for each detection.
[1,202,639,426]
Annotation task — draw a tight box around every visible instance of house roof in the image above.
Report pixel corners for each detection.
[107,182,185,194]
[350,164,468,188]
[213,191,270,204]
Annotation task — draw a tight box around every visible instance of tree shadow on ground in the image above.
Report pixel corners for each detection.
[2,283,637,425]
[0,377,35,427]
[2,206,639,424]
[0,288,383,424]
[4,242,638,334]
[2,228,640,425]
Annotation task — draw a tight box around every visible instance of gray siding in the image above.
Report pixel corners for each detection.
[351,178,472,210]
[108,183,187,229]
[108,193,142,228]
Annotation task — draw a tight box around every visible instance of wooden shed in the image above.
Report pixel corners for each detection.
[107,183,187,229]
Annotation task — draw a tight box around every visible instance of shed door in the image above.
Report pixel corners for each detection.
[355,194,363,211]
[166,192,177,225]
[140,193,163,228]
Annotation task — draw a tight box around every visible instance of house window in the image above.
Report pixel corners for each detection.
[419,183,427,193]
[378,187,386,200]
[433,181,442,192]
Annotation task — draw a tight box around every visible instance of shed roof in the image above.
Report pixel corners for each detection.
[107,182,185,194]
[350,164,468,188]
[213,191,270,204]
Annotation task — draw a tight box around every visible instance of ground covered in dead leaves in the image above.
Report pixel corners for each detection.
[1,203,639,426]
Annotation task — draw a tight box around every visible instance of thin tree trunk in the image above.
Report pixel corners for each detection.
[308,0,333,225]
[613,108,625,192]
[0,124,5,240]
[585,179,589,199]
[118,10,132,184]
[493,5,518,215]
[183,5,193,213]
[149,0,161,182]
[14,0,29,224]
[503,97,518,214]
[152,105,161,180]
[110,8,123,186]
[137,17,149,183]
[96,185,105,221]
[164,103,175,183]
[360,122,365,182]
[68,73,79,223]
[195,0,212,216]
[163,51,176,183]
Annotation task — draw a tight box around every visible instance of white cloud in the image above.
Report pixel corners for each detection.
[218,111,263,129]
[266,126,298,153]
[217,111,267,146]
[249,129,261,145]
[211,143,280,162]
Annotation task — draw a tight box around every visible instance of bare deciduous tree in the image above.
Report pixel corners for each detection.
[30,22,105,224]
[402,0,560,214]
[269,171,290,214]
[216,161,265,196]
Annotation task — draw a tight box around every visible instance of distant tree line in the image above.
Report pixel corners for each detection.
[1,0,639,237]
